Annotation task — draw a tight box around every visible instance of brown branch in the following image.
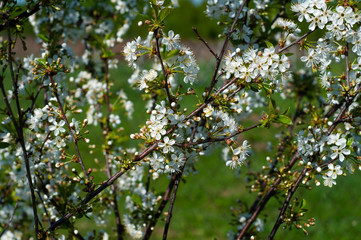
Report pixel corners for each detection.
[3,21,41,238]
[236,152,299,239]
[143,174,178,239]
[162,172,182,240]
[276,30,314,54]
[0,200,19,238]
[345,42,350,87]
[154,28,173,108]
[47,142,159,232]
[328,85,361,135]
[205,0,250,102]
[268,168,308,239]
[192,27,217,59]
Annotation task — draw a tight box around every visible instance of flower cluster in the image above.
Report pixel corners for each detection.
[223,47,291,91]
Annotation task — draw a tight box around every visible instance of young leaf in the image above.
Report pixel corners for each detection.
[268,97,276,115]
[265,41,274,48]
[274,115,293,125]
[165,49,180,59]
[131,194,143,207]
[159,7,173,22]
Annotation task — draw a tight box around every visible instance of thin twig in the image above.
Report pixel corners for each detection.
[180,123,260,147]
[154,28,173,108]
[276,30,314,54]
[236,152,299,240]
[345,42,350,87]
[162,172,182,240]
[205,0,250,102]
[143,175,178,239]
[4,21,40,238]
[192,27,217,59]
[268,168,308,239]
[0,200,19,238]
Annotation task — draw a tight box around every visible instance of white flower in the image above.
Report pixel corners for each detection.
[233,140,251,159]
[326,163,342,179]
[300,49,318,68]
[203,104,214,117]
[169,153,185,172]
[327,133,340,145]
[150,152,164,172]
[226,140,251,169]
[109,114,121,128]
[54,136,66,148]
[162,30,180,51]
[330,141,350,162]
[158,136,175,153]
[323,175,336,188]
[156,0,164,6]
[123,41,137,66]
[49,120,66,136]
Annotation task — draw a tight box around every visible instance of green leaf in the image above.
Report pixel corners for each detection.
[165,49,180,59]
[274,115,293,125]
[131,194,143,207]
[265,41,274,49]
[300,198,307,209]
[158,7,173,22]
[249,84,259,92]
[101,50,115,59]
[38,34,49,42]
[281,107,290,115]
[347,137,353,147]
[0,142,9,149]
[36,58,46,66]
[268,97,276,115]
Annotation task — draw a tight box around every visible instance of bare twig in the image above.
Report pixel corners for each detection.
[236,153,299,239]
[0,200,19,238]
[3,21,40,238]
[143,175,178,239]
[345,42,350,87]
[154,28,174,108]
[179,123,260,147]
[276,30,314,54]
[192,27,217,59]
[268,168,308,239]
[162,172,182,240]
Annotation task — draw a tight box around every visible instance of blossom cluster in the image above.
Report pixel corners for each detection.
[223,47,291,91]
